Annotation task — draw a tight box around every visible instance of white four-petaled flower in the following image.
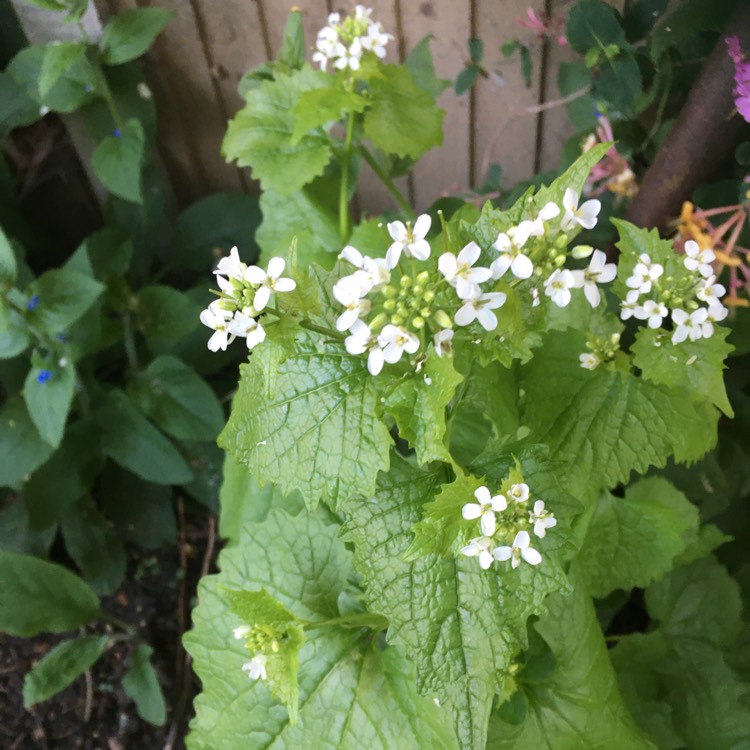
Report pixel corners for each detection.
[214,246,247,281]
[579,352,600,370]
[434,329,454,357]
[438,241,492,299]
[671,308,708,344]
[561,188,601,231]
[454,292,507,331]
[242,654,268,681]
[683,240,715,278]
[244,257,296,311]
[571,249,616,307]
[345,320,384,376]
[385,214,431,268]
[228,310,267,350]
[626,254,663,295]
[333,276,371,331]
[460,536,495,570]
[377,324,420,364]
[491,230,534,280]
[529,500,557,538]
[634,299,668,329]
[508,483,530,503]
[200,301,235,352]
[493,530,542,568]
[462,486,508,536]
[544,269,575,307]
[696,275,726,304]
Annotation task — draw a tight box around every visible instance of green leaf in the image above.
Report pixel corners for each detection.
[576,478,699,598]
[219,327,391,510]
[100,8,174,65]
[61,499,126,596]
[520,330,719,489]
[454,65,479,95]
[405,36,451,98]
[0,224,17,284]
[23,635,109,707]
[566,0,627,55]
[91,118,145,203]
[292,87,367,144]
[135,285,201,341]
[594,51,643,111]
[185,509,455,749]
[223,66,332,195]
[0,551,100,636]
[364,64,444,160]
[0,397,55,488]
[343,453,570,749]
[75,226,133,281]
[122,644,166,726]
[632,327,733,417]
[488,571,655,749]
[128,355,224,442]
[384,350,462,464]
[96,389,193,485]
[225,588,298,630]
[171,192,261,272]
[623,0,669,43]
[27,268,104,336]
[0,500,56,556]
[218,454,304,545]
[23,361,75,448]
[39,42,86,97]
[279,9,305,70]
[0,307,30,359]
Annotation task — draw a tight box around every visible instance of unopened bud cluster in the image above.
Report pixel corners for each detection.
[579,332,620,370]
[460,480,556,571]
[233,623,287,682]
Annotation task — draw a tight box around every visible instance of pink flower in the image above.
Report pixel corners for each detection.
[516,7,567,46]
[727,36,750,123]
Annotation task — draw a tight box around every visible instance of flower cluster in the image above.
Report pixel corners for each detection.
[620,241,728,345]
[727,36,750,123]
[312,5,392,73]
[200,248,296,352]
[579,332,620,370]
[460,482,556,570]
[582,115,637,199]
[233,623,283,683]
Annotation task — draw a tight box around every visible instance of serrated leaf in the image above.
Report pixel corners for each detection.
[291,87,367,144]
[184,509,456,749]
[343,453,570,749]
[39,42,86,97]
[219,327,391,510]
[223,66,332,195]
[520,330,719,489]
[96,389,193,485]
[0,551,100,636]
[225,589,298,629]
[384,350,462,464]
[129,355,224,441]
[27,268,104,336]
[122,644,166,726]
[100,8,174,65]
[23,361,75,448]
[576,477,699,598]
[488,571,655,749]
[632,327,733,417]
[364,64,444,160]
[405,36,451,98]
[91,119,144,203]
[23,635,109,707]
[0,397,55,488]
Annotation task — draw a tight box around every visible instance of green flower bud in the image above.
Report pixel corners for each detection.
[391,313,404,326]
[369,312,388,330]
[554,255,566,267]
[412,316,425,330]
[555,234,569,249]
[571,244,594,259]
[412,284,424,296]
[383,298,397,312]
[383,285,398,299]
[218,299,237,311]
[420,306,432,318]
[397,303,409,317]
[400,275,412,288]
[423,289,435,303]
[433,309,453,329]
[416,271,430,285]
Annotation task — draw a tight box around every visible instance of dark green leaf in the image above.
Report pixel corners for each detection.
[91,118,145,203]
[455,65,479,95]
[122,644,166,726]
[0,397,54,488]
[100,8,174,65]
[135,285,201,341]
[23,361,75,448]
[566,0,627,55]
[23,635,109,707]
[622,0,669,42]
[0,500,56,556]
[0,223,17,284]
[405,36,451,98]
[291,86,367,144]
[594,52,643,111]
[39,42,86,97]
[0,551,100,636]
[468,37,484,63]
[0,307,29,359]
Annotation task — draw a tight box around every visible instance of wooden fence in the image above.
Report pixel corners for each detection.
[14,0,626,213]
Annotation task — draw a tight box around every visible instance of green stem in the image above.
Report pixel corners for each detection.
[92,58,125,131]
[360,146,414,217]
[266,305,342,340]
[339,109,356,242]
[100,611,137,636]
[303,612,388,632]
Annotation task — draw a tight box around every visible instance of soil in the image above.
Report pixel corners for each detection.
[0,511,218,750]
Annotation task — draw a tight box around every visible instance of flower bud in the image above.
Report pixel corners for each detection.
[383,285,398,298]
[555,234,569,249]
[383,298,397,312]
[412,316,425,330]
[397,303,409,317]
[433,309,453,329]
[400,275,412,288]
[416,271,430,285]
[369,312,388,330]
[412,284,424,296]
[391,313,404,326]
[423,289,435,303]
[420,306,432,318]
[571,244,594,259]
[554,255,566,267]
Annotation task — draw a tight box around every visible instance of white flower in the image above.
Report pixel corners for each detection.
[683,240,715,278]
[620,289,640,320]
[626,254,664,294]
[579,352,600,370]
[242,654,267,681]
[244,257,296,311]
[454,292,506,331]
[492,530,542,569]
[227,310,266,350]
[200,301,235,352]
[334,38,363,70]
[544,269,575,307]
[462,486,508,536]
[214,246,247,281]
[561,188,601,231]
[460,536,495,569]
[696,275,726,304]
[671,308,708,344]
[385,214,431,268]
[434,329,454,357]
[529,500,557,538]
[634,299,668,329]
[361,22,391,57]
[346,320,384,376]
[377,324,420,364]
[508,483,530,503]
[704,302,728,336]
[333,276,371,331]
[490,230,533,280]
[438,241,492,299]
[233,625,251,640]
[340,245,364,267]
[571,249,616,307]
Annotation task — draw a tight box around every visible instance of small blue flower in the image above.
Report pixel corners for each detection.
[36,369,52,384]
[27,295,40,311]
[113,128,122,138]
[84,84,92,92]
[55,332,67,342]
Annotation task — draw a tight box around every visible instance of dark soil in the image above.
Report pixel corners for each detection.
[0,512,218,750]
